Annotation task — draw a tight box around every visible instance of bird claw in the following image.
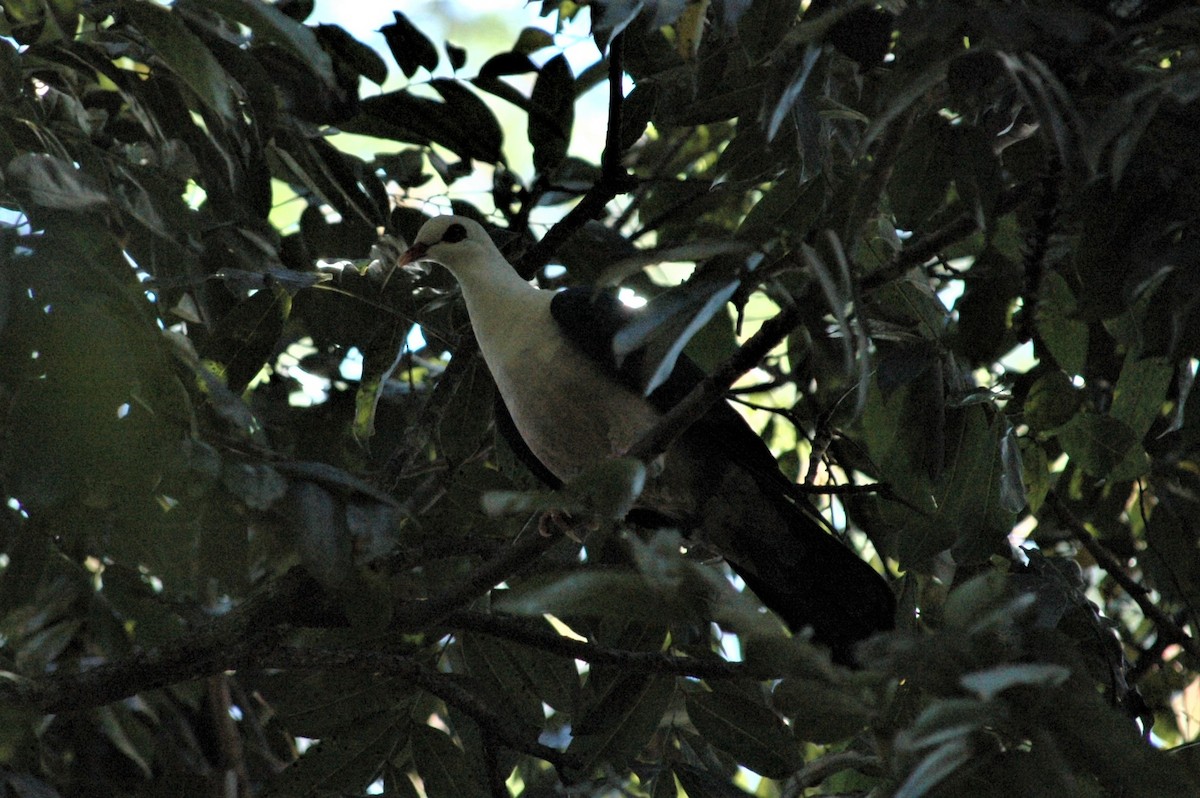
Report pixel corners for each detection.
[538,509,599,543]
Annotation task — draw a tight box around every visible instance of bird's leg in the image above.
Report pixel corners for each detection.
[538,509,600,542]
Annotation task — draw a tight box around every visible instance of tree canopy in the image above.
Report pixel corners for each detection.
[2,0,1200,796]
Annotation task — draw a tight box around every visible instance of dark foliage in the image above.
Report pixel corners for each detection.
[1,1,1199,796]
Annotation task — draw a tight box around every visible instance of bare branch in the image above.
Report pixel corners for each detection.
[626,303,805,462]
[1046,491,1200,664]
[517,33,637,276]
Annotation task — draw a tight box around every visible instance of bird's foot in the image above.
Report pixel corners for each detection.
[538,509,599,543]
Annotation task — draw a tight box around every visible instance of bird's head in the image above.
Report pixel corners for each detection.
[398,215,502,281]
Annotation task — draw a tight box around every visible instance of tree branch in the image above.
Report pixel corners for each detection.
[860,181,1036,295]
[1046,491,1200,664]
[0,568,326,714]
[627,303,805,462]
[259,646,573,769]
[517,32,637,276]
[390,531,568,632]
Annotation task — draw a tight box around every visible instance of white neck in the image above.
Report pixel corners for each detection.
[450,256,551,358]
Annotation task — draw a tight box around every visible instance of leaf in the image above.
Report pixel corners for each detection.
[590,0,645,52]
[1055,410,1143,480]
[496,570,693,624]
[381,11,438,78]
[894,736,973,798]
[317,22,388,85]
[446,41,467,71]
[514,26,555,55]
[459,632,565,729]
[567,674,674,777]
[410,725,489,798]
[889,116,954,229]
[1036,272,1088,376]
[686,688,798,778]
[478,52,538,79]
[529,55,575,173]
[253,671,412,738]
[350,90,497,165]
[199,0,336,88]
[773,678,874,743]
[265,712,408,798]
[283,481,352,591]
[95,706,153,780]
[123,2,238,122]
[1110,352,1172,441]
[5,153,109,211]
[766,46,820,141]
[1023,370,1082,432]
[671,763,755,797]
[960,663,1070,701]
[201,287,289,394]
[430,79,504,164]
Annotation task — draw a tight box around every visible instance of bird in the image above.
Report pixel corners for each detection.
[399,214,895,662]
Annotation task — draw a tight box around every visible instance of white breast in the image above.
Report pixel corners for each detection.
[473,291,662,482]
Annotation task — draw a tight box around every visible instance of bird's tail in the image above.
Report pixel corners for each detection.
[711,487,895,664]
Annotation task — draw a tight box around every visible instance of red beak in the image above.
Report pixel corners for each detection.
[397,242,429,268]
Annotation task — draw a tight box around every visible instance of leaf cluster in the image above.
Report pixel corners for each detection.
[1,1,1200,796]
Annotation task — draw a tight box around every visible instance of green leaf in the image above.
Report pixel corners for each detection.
[686,687,798,778]
[265,712,408,798]
[1024,370,1082,433]
[430,79,504,164]
[773,678,873,743]
[960,663,1070,701]
[514,26,555,55]
[253,672,413,738]
[460,632,554,729]
[1055,410,1143,480]
[410,725,489,798]
[95,705,153,780]
[889,116,954,229]
[613,275,739,396]
[894,736,973,798]
[350,90,498,171]
[198,0,335,88]
[589,0,644,52]
[124,2,238,122]
[1110,352,1172,441]
[318,22,389,85]
[567,674,675,777]
[1036,272,1088,376]
[381,11,438,78]
[446,41,467,71]
[529,55,575,173]
[496,570,695,624]
[5,153,109,211]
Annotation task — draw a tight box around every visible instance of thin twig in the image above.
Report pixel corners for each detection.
[627,303,805,462]
[1046,491,1200,663]
[517,33,637,276]
[860,181,1036,295]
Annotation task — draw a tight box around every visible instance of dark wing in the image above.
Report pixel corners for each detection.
[540,286,895,662]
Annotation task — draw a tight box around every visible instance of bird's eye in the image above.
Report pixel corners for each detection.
[442,223,468,244]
